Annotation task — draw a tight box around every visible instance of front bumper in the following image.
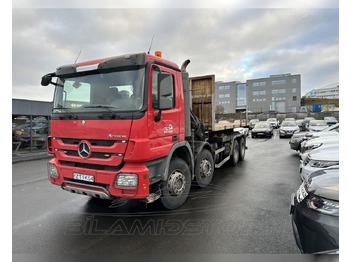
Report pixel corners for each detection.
[48,158,150,199]
[290,193,339,253]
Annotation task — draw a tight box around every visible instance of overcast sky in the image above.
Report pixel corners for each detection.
[12,1,339,102]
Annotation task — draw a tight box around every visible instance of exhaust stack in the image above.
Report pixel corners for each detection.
[181,59,191,137]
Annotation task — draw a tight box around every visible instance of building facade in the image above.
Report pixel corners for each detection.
[214,73,301,113]
[246,74,301,113]
[304,83,339,99]
[215,81,239,113]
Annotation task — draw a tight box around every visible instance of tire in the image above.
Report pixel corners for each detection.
[230,139,239,166]
[238,138,246,161]
[160,158,191,209]
[195,149,214,188]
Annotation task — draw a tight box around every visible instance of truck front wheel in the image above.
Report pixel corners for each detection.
[195,149,214,187]
[160,158,191,209]
[239,138,246,161]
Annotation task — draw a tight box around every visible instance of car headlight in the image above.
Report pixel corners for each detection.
[308,159,339,168]
[305,143,322,151]
[280,129,286,133]
[47,163,59,178]
[306,196,339,216]
[116,173,138,188]
[296,182,308,203]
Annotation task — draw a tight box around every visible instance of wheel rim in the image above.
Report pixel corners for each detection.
[167,170,186,196]
[200,158,212,178]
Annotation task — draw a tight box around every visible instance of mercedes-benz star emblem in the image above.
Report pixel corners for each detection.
[78,141,91,158]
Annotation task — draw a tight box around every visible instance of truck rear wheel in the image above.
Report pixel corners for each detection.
[239,138,246,161]
[195,149,214,187]
[230,139,239,166]
[160,158,191,209]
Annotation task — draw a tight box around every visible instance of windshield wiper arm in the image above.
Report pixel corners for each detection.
[52,107,78,119]
[83,105,124,119]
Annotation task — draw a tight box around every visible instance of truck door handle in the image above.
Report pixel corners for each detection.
[172,135,179,142]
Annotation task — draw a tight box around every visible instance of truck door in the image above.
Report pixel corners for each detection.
[148,65,180,155]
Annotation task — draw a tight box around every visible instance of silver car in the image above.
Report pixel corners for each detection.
[300,145,339,182]
[299,135,339,161]
[279,121,299,138]
[307,120,328,132]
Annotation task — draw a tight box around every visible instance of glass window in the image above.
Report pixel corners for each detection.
[272,80,286,85]
[260,90,266,95]
[272,90,278,94]
[253,91,259,96]
[293,96,297,101]
[54,68,145,112]
[225,86,230,90]
[219,86,225,90]
[292,88,297,93]
[279,89,286,94]
[292,79,297,84]
[225,94,230,98]
[219,94,224,98]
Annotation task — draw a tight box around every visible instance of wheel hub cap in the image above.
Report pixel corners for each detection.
[168,171,186,196]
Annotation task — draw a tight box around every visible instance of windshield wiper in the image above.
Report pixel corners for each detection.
[83,105,125,119]
[53,107,78,119]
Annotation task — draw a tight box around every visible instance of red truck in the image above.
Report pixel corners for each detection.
[41,52,247,209]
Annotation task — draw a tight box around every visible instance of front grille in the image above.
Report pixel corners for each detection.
[61,150,122,159]
[60,160,122,171]
[60,138,121,146]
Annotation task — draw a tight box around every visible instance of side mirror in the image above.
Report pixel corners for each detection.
[41,74,52,86]
[158,72,173,110]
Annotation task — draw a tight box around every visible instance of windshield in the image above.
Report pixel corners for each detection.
[309,120,327,126]
[255,122,269,128]
[281,121,297,127]
[267,118,276,122]
[53,68,145,113]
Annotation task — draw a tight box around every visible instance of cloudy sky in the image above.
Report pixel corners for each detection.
[12,0,339,102]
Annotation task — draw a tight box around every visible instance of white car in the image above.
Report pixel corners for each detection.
[299,135,339,161]
[267,118,279,128]
[300,145,339,182]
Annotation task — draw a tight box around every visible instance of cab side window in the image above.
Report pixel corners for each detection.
[152,69,175,110]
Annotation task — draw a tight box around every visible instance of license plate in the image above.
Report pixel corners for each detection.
[73,173,94,182]
[258,133,264,135]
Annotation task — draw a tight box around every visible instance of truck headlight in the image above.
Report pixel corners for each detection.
[308,159,339,168]
[47,163,59,178]
[306,196,339,216]
[116,173,138,188]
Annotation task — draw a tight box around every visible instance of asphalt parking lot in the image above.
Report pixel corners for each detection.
[13,129,308,257]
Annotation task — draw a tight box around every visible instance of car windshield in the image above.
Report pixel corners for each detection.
[267,118,276,122]
[255,122,269,128]
[322,124,339,132]
[281,121,297,127]
[53,68,145,113]
[309,120,328,126]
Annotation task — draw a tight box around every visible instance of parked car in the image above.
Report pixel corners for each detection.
[306,120,328,132]
[290,168,339,254]
[251,121,273,138]
[304,123,339,140]
[248,119,259,130]
[267,118,279,128]
[300,145,339,182]
[300,117,315,131]
[324,116,338,126]
[299,135,339,161]
[295,119,303,130]
[289,123,339,151]
[279,121,299,138]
